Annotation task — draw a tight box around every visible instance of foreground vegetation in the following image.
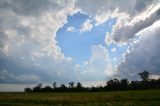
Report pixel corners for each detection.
[0,90,160,106]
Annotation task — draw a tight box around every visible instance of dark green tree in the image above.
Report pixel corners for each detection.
[120,78,129,90]
[24,87,32,92]
[42,86,52,92]
[107,78,120,90]
[33,83,42,92]
[53,82,57,89]
[76,82,83,89]
[60,84,67,89]
[68,82,75,88]
[139,71,150,81]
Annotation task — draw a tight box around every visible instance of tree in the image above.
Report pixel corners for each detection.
[107,78,120,90]
[139,71,150,81]
[68,82,75,88]
[33,83,42,92]
[60,84,67,89]
[53,82,57,89]
[42,86,52,92]
[76,82,83,89]
[120,78,129,89]
[156,78,160,87]
[24,87,32,92]
[129,81,140,90]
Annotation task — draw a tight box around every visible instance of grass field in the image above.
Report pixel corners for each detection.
[0,90,160,106]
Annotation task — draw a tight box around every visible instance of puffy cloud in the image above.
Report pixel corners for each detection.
[117,20,160,80]
[0,0,77,83]
[77,45,115,81]
[80,19,93,33]
[0,0,77,57]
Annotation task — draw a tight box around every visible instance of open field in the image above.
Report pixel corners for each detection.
[0,90,160,106]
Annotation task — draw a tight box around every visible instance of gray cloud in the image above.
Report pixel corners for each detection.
[0,0,59,17]
[111,4,160,42]
[117,20,160,80]
[75,0,156,24]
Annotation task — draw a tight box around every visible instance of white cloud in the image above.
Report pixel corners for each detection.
[77,45,116,81]
[150,75,160,80]
[80,19,93,33]
[111,47,116,52]
[67,26,76,32]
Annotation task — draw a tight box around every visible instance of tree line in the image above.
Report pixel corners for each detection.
[24,71,160,92]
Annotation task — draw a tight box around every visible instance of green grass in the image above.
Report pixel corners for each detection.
[0,90,160,106]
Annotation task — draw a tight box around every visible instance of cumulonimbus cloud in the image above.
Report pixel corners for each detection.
[0,0,160,84]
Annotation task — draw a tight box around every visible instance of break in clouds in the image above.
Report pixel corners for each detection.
[0,0,160,84]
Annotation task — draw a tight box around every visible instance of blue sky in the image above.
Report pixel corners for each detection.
[0,0,160,91]
[56,12,117,64]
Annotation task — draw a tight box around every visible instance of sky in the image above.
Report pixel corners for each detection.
[0,0,160,91]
